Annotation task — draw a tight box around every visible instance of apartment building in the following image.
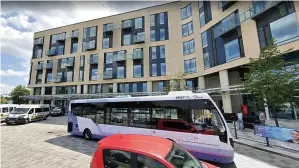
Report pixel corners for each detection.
[27,1,299,119]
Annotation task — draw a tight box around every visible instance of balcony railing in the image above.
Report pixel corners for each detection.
[44,63,53,69]
[56,34,65,41]
[113,53,126,62]
[54,76,62,82]
[89,57,98,64]
[46,49,56,56]
[103,71,113,79]
[64,60,74,67]
[36,64,43,70]
[86,41,96,51]
[133,32,145,44]
[218,1,236,10]
[122,20,132,29]
[213,14,240,38]
[34,38,43,45]
[239,1,281,23]
[104,24,115,32]
[132,51,143,59]
[71,31,79,39]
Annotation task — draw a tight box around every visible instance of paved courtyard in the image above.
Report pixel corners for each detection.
[1,116,299,168]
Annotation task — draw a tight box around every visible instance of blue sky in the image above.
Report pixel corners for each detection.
[0,1,166,95]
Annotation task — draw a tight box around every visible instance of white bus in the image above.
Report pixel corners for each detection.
[5,104,50,125]
[0,104,19,122]
[68,91,234,163]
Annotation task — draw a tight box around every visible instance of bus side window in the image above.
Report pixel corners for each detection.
[83,104,96,122]
[35,108,42,113]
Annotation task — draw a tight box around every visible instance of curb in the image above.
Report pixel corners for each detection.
[234,140,299,161]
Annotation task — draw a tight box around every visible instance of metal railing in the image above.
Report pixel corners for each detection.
[104,24,115,32]
[132,51,143,59]
[86,41,96,50]
[133,32,145,43]
[56,34,65,41]
[213,14,240,38]
[122,20,132,29]
[239,1,281,23]
[103,71,113,79]
[89,57,98,64]
[44,63,53,69]
[113,53,126,62]
[34,38,43,45]
[46,49,56,56]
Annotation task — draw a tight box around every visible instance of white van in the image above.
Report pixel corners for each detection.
[5,104,50,125]
[0,104,19,122]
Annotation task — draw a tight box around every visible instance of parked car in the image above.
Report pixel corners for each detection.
[90,134,218,168]
[50,106,66,117]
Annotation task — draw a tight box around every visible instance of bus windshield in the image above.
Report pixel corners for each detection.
[166,143,203,168]
[11,108,29,114]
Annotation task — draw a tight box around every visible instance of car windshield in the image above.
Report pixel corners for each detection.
[53,107,61,110]
[166,143,203,168]
[10,108,29,114]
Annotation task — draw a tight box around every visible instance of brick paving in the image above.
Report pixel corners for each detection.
[1,116,299,168]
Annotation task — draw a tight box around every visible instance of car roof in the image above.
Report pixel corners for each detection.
[99,134,173,159]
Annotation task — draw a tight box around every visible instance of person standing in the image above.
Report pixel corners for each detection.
[259,111,266,125]
[237,111,243,129]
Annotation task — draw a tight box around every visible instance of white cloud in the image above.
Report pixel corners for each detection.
[0,69,28,77]
[0,84,15,95]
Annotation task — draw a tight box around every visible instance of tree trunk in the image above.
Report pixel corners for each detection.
[272,106,279,127]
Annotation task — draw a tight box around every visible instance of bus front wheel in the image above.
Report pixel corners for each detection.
[83,129,92,140]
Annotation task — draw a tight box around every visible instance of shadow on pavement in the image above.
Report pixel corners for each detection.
[45,135,98,156]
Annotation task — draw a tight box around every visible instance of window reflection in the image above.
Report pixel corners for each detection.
[224,39,241,61]
[270,12,299,45]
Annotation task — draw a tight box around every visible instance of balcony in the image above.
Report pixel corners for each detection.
[46,48,56,56]
[122,20,132,29]
[103,71,113,79]
[113,53,126,62]
[132,51,143,59]
[71,31,79,39]
[89,57,98,64]
[133,32,145,44]
[54,76,62,82]
[56,34,65,42]
[104,24,114,32]
[34,38,43,45]
[218,1,236,11]
[213,14,240,38]
[36,64,43,70]
[64,60,74,67]
[86,41,96,51]
[239,1,282,23]
[44,63,53,69]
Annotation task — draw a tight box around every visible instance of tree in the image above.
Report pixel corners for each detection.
[243,40,299,127]
[0,97,9,104]
[163,73,187,92]
[10,85,30,104]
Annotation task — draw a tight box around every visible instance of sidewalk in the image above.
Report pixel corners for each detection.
[227,119,299,161]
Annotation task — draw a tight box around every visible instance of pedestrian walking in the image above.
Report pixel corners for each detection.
[259,111,266,125]
[237,111,243,129]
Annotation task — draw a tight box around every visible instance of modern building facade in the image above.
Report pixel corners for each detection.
[27,1,299,119]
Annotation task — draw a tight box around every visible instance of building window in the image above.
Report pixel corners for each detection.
[199,1,212,27]
[204,53,210,69]
[160,29,165,41]
[151,64,157,76]
[151,47,157,59]
[36,49,42,58]
[135,17,143,29]
[202,31,208,48]
[123,34,131,46]
[181,4,192,20]
[82,26,97,52]
[150,15,155,26]
[117,66,125,79]
[79,70,84,81]
[161,63,166,76]
[183,39,195,55]
[67,71,73,82]
[45,87,52,95]
[46,73,52,83]
[134,65,142,78]
[88,85,101,94]
[160,46,165,58]
[182,21,193,37]
[159,13,165,25]
[90,27,97,37]
[71,42,78,53]
[58,45,64,55]
[184,58,196,74]
[90,67,98,81]
[106,52,113,64]
[102,38,110,49]
[151,30,156,42]
[102,84,113,93]
[224,39,241,62]
[269,12,299,46]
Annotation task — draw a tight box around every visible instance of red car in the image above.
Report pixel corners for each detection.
[90,134,218,168]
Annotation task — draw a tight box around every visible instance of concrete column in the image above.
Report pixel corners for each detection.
[147,81,152,93]
[29,88,34,104]
[113,83,118,93]
[40,87,45,104]
[83,85,88,94]
[51,86,56,106]
[263,98,271,121]
[198,76,205,90]
[76,85,81,94]
[219,70,232,113]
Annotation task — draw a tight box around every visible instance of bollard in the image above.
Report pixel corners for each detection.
[233,120,238,139]
[266,137,270,147]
